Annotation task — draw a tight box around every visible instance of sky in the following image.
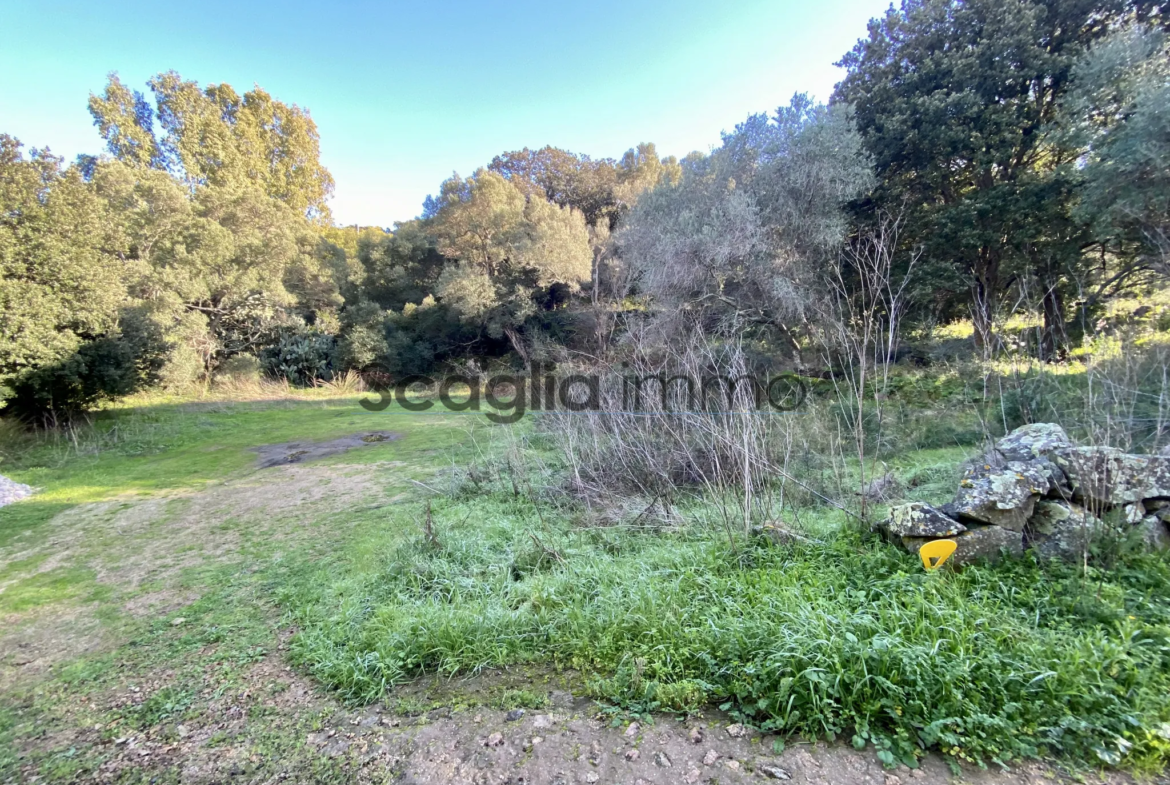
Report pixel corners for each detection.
[0,0,892,228]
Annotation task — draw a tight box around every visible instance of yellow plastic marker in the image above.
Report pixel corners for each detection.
[919,539,957,571]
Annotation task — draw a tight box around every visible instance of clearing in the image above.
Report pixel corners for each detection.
[0,394,1160,784]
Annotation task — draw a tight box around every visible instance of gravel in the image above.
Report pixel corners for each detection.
[0,474,33,507]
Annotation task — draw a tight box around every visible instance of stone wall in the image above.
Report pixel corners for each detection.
[875,424,1170,566]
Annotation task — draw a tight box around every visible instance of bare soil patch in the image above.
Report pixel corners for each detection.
[252,431,401,468]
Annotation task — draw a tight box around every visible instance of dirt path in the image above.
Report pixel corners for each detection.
[71,653,1145,785]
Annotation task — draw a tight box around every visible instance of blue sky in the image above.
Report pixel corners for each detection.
[1,0,891,227]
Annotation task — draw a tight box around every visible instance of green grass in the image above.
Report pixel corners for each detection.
[2,391,1170,779]
[279,470,1170,771]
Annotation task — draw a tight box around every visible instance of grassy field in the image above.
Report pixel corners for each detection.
[1,391,1169,781]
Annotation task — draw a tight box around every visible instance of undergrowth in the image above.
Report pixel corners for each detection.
[278,482,1170,772]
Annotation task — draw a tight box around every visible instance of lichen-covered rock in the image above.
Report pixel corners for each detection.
[1053,447,1170,507]
[1026,499,1102,560]
[1124,501,1146,524]
[995,423,1075,462]
[950,460,1051,531]
[903,525,1023,567]
[1135,516,1170,551]
[876,502,966,539]
[1147,498,1170,512]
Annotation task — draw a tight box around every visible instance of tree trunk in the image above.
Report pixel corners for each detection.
[503,326,530,368]
[1039,281,1067,361]
[970,250,1000,359]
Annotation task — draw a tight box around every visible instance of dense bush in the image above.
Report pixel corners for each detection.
[3,336,144,425]
[259,327,336,385]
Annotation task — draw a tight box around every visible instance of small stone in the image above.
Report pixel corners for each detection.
[950,461,1050,532]
[472,714,482,723]
[505,709,526,722]
[703,749,720,765]
[995,423,1074,462]
[624,721,640,737]
[1125,501,1146,524]
[533,714,553,729]
[684,768,702,783]
[876,502,966,539]
[1027,500,1101,561]
[689,727,704,744]
[485,732,504,747]
[582,773,600,784]
[761,764,792,780]
[171,617,186,626]
[1136,516,1170,550]
[655,751,672,768]
[885,775,903,785]
[726,759,741,771]
[726,723,748,738]
[624,748,640,761]
[176,724,189,738]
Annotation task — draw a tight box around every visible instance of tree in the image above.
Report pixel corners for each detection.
[0,137,132,401]
[835,0,1125,356]
[1060,23,1170,298]
[89,72,335,220]
[429,169,592,362]
[488,146,620,227]
[618,96,874,360]
[90,160,342,383]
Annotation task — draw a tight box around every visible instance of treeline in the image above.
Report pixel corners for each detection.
[2,0,1168,424]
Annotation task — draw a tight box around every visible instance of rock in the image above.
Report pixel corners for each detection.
[726,759,741,771]
[582,773,599,784]
[1136,516,1170,551]
[761,764,792,780]
[484,732,504,747]
[863,471,903,502]
[684,768,702,783]
[877,502,966,539]
[688,726,703,744]
[726,723,748,738]
[703,749,720,765]
[1054,447,1170,507]
[1146,499,1170,512]
[904,524,1024,566]
[1026,500,1102,561]
[951,460,1051,531]
[624,748,640,761]
[1124,501,1146,524]
[624,721,639,737]
[654,751,672,768]
[505,709,525,722]
[533,714,553,729]
[0,474,34,508]
[995,423,1075,462]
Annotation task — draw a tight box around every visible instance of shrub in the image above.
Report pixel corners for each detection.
[3,336,143,426]
[260,327,336,385]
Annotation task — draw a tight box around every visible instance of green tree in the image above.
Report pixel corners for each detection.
[1060,23,1170,300]
[429,169,591,362]
[619,96,873,358]
[91,160,342,384]
[90,71,335,220]
[835,0,1125,356]
[0,136,132,403]
[488,146,620,227]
